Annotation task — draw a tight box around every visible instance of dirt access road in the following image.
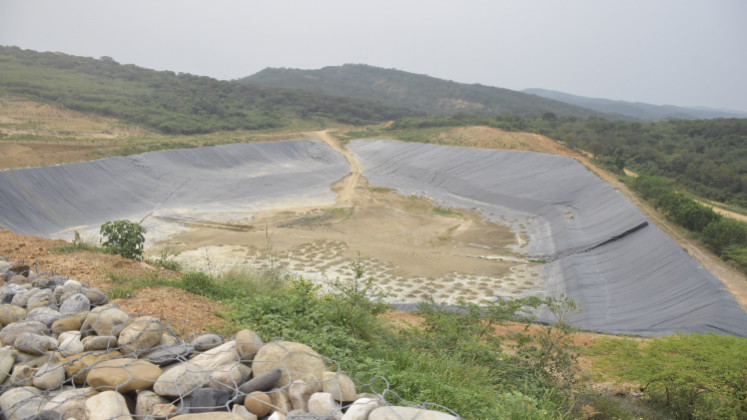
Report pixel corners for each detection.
[306,130,365,206]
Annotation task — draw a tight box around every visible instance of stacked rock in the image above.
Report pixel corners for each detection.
[0,260,458,420]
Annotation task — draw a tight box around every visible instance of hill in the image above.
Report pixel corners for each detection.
[523,88,747,120]
[0,46,421,134]
[240,64,626,120]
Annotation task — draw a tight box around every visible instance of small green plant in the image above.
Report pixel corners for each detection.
[515,294,582,390]
[100,220,146,260]
[52,230,107,254]
[147,248,183,271]
[432,206,463,217]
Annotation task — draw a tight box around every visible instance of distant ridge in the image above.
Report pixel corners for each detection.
[240,64,627,120]
[523,88,747,120]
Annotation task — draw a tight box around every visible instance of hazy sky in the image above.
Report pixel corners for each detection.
[2,0,746,112]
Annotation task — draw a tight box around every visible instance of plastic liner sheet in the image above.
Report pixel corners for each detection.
[349,140,747,337]
[0,140,349,238]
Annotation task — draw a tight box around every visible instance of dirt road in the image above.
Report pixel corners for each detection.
[306,130,366,206]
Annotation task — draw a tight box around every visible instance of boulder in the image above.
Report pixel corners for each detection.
[117,316,164,355]
[14,332,51,355]
[41,387,98,420]
[189,388,231,413]
[51,313,86,334]
[243,392,273,418]
[267,413,286,420]
[85,390,133,420]
[308,393,339,417]
[0,305,27,326]
[252,341,327,390]
[58,335,84,356]
[0,386,45,420]
[59,293,90,315]
[13,351,51,368]
[0,320,47,344]
[87,358,162,393]
[322,372,358,402]
[191,334,223,352]
[142,344,192,366]
[153,363,206,397]
[189,341,239,370]
[10,294,28,307]
[289,380,313,412]
[82,335,119,351]
[84,288,107,305]
[62,280,83,294]
[368,407,457,420]
[61,350,123,385]
[235,330,264,361]
[26,307,62,326]
[340,398,385,420]
[32,362,66,390]
[58,330,81,343]
[9,364,37,387]
[26,290,52,310]
[237,368,282,399]
[206,362,251,391]
[0,347,16,380]
[135,390,168,416]
[86,307,130,337]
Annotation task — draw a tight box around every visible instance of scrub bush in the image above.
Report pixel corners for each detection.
[100,220,146,260]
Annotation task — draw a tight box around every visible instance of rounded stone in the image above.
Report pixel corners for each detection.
[134,390,167,416]
[42,387,98,420]
[61,350,123,385]
[62,280,84,294]
[14,332,50,355]
[59,293,90,315]
[86,358,163,393]
[26,307,62,326]
[243,392,272,418]
[83,288,107,305]
[51,314,85,334]
[0,305,27,326]
[82,335,118,351]
[252,341,327,389]
[153,363,206,397]
[235,330,263,360]
[191,334,223,352]
[322,372,358,402]
[58,335,84,356]
[85,390,133,420]
[86,307,130,337]
[0,386,45,420]
[308,392,339,417]
[117,316,164,355]
[0,320,47,344]
[0,347,16,380]
[32,362,66,390]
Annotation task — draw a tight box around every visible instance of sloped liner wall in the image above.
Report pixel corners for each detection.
[347,139,747,337]
[0,141,349,238]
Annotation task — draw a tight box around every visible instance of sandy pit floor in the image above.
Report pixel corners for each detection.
[150,187,544,305]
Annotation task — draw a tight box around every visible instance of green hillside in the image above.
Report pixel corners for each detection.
[0,46,421,134]
[240,64,626,120]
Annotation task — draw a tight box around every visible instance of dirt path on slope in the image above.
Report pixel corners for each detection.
[306,130,367,206]
[530,134,747,311]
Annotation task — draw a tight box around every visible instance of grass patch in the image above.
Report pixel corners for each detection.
[368,186,394,193]
[529,259,549,264]
[590,333,747,420]
[105,270,180,298]
[432,206,463,217]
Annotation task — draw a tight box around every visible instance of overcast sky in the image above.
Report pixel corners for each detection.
[1,0,745,112]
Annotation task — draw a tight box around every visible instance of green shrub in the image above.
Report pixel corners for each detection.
[658,192,721,232]
[721,245,747,267]
[591,333,747,420]
[100,220,146,260]
[631,175,674,202]
[702,218,747,255]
